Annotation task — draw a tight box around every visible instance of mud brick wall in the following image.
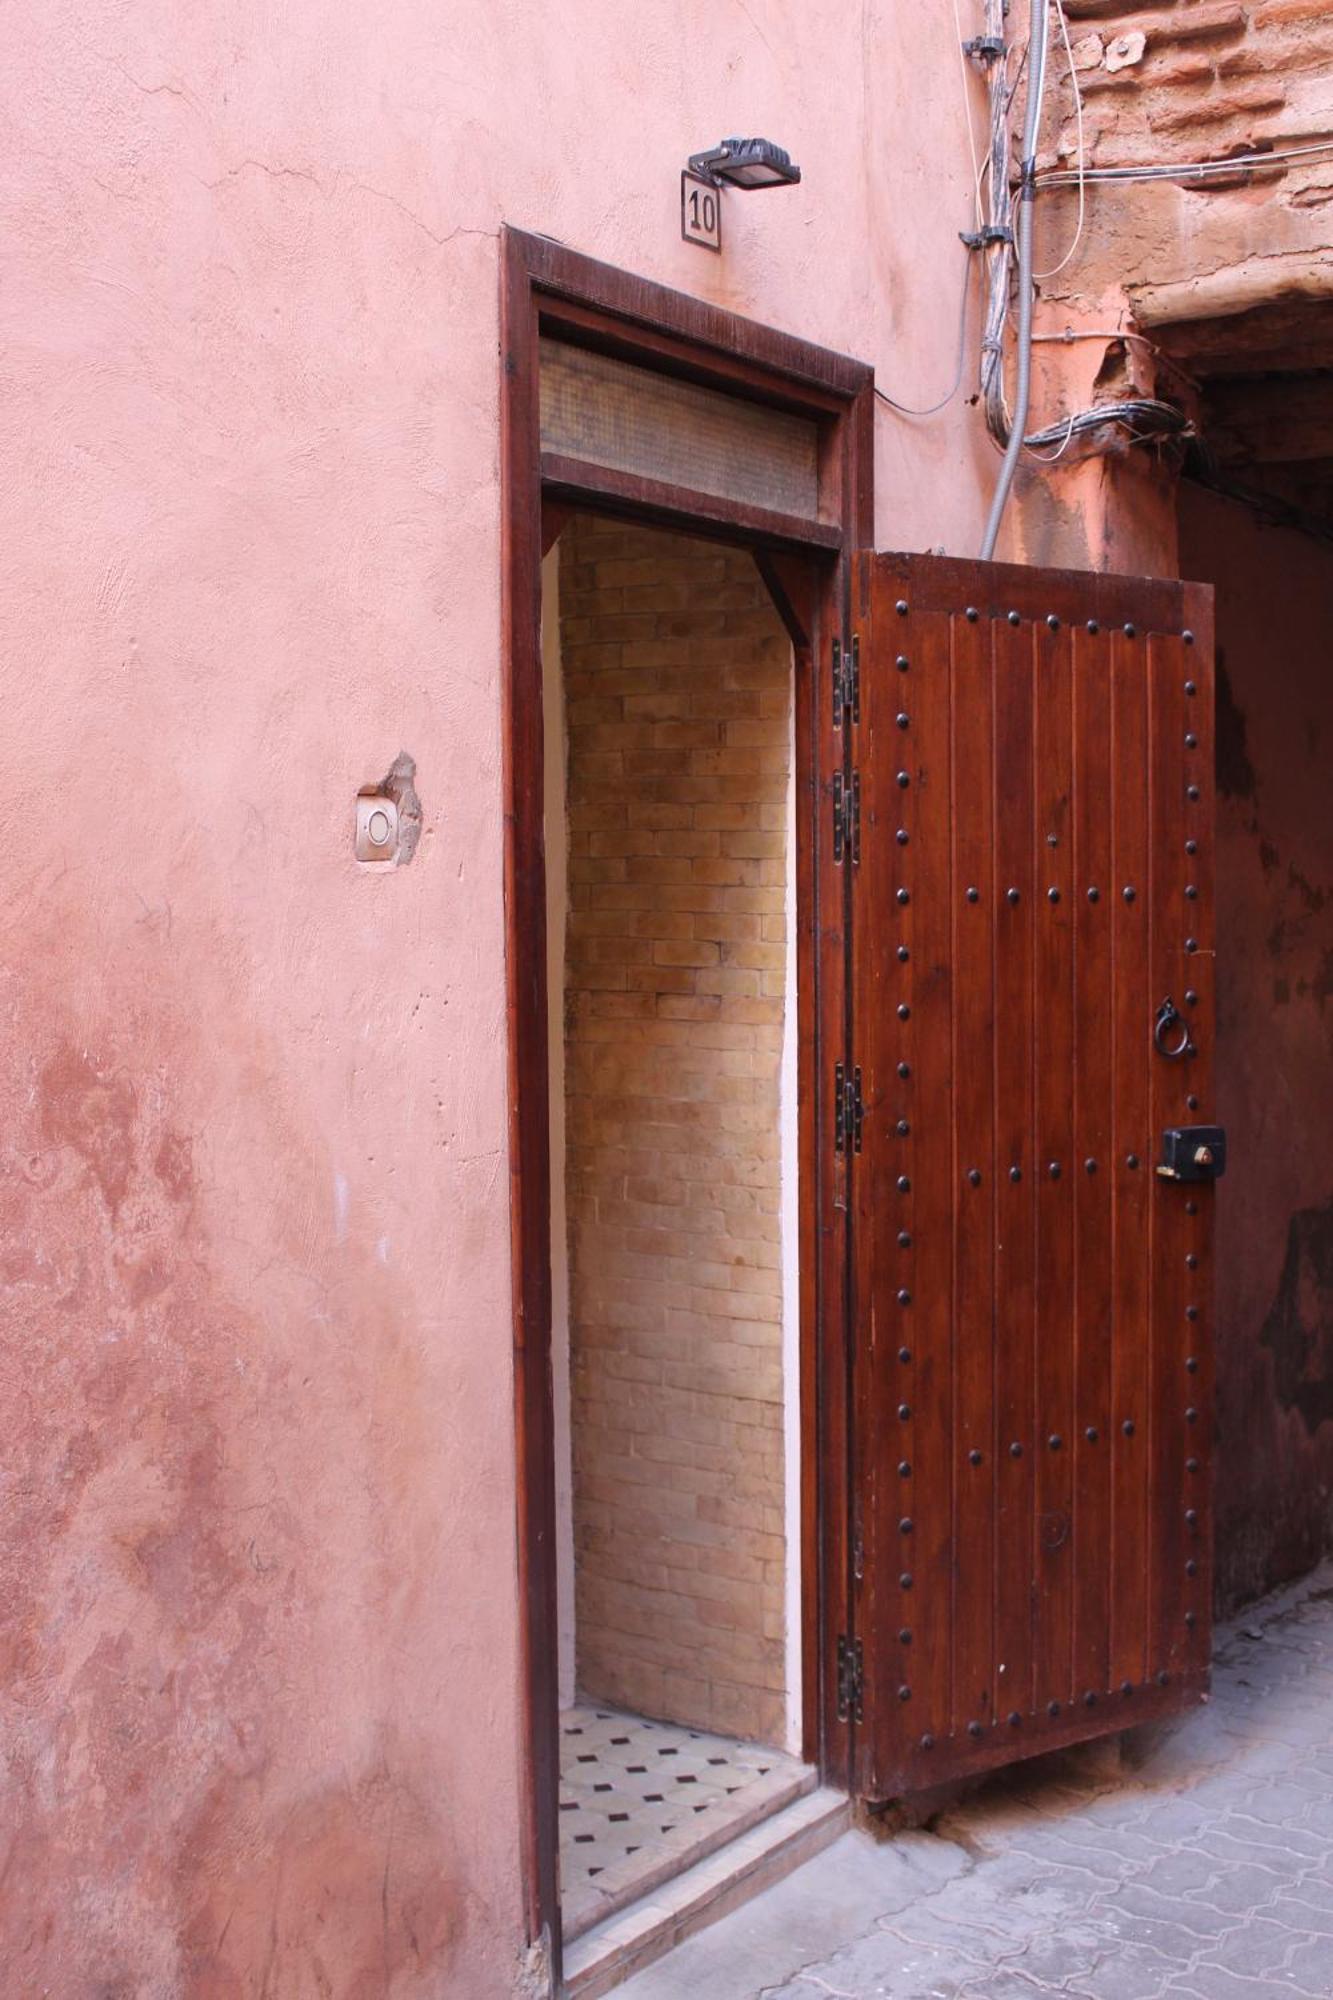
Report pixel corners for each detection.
[558,514,791,1746]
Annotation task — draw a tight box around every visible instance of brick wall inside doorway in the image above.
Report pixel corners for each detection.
[558,513,791,1748]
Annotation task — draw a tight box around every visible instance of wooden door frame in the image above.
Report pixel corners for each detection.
[500,225,874,1969]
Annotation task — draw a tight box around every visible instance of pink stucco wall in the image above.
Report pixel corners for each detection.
[0,4,991,1991]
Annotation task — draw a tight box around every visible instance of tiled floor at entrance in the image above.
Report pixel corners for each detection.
[559,1703,814,1940]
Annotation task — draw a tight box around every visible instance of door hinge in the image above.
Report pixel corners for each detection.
[832,633,860,728]
[832,770,860,865]
[834,1062,863,1154]
[837,1634,864,1722]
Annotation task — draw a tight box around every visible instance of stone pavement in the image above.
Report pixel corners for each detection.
[618,1564,1333,2000]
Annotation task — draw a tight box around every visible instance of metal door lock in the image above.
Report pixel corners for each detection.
[1156,1125,1227,1182]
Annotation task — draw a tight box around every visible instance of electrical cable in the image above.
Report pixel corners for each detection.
[1034,0,1084,279]
[875,251,975,416]
[979,0,1050,560]
[1035,136,1333,188]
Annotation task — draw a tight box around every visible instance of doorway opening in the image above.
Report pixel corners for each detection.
[542,513,817,1944]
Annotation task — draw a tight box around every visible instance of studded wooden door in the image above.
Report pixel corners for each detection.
[846,552,1216,1797]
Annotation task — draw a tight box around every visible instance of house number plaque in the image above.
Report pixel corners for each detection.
[681,171,722,252]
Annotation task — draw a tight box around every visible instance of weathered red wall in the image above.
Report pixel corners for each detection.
[1179,484,1333,1615]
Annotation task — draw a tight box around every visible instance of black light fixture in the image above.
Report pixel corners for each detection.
[686,137,801,190]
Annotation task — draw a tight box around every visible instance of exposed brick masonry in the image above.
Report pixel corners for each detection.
[558,515,792,1747]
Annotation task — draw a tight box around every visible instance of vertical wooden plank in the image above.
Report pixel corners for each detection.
[950,609,996,1741]
[1148,631,1192,1682]
[904,599,957,1764]
[1180,592,1217,1684]
[851,571,954,1784]
[1109,626,1152,1695]
[1072,624,1114,1702]
[992,616,1037,1726]
[1032,617,1076,1717]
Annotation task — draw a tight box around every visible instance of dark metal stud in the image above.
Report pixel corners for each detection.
[896,712,911,731]
[897,1175,911,1193]
[1008,610,1021,626]
[1186,1356,1198,1373]
[1087,619,1099,635]
[897,1288,912,1306]
[1010,1165,1022,1183]
[900,1571,914,1588]
[920,1733,934,1750]
[1122,1681,1134,1696]
[1186,1457,1199,1474]
[1085,1158,1098,1174]
[1009,1710,1022,1726]
[1186,1200,1198,1216]
[1185,989,1198,1005]
[966,886,980,903]
[898,945,911,964]
[898,1003,911,1020]
[898,1230,912,1248]
[897,771,910,789]
[1187,785,1200,802]
[1124,622,1137,638]
[1084,1691,1097,1707]
[1086,1426,1099,1443]
[1186,1407,1198,1425]
[896,655,910,673]
[1123,885,1136,903]
[1087,886,1100,903]
[896,828,910,846]
[1187,1094,1199,1111]
[1010,1442,1023,1458]
[1186,839,1198,855]
[965,606,979,622]
[968,1720,983,1738]
[1048,1700,1061,1718]
[899,1517,914,1534]
[898,1404,912,1421]
[1122,1419,1136,1437]
[898,1346,912,1364]
[1186,1558,1198,1577]
[896,599,909,616]
[968,1167,982,1187]
[1158,1670,1170,1686]
[900,1627,912,1644]
[1186,1254,1198,1270]
[1185,1508,1198,1527]
[1185,732,1198,750]
[897,887,910,905]
[1049,1434,1063,1451]
[1185,938,1198,953]
[898,1061,911,1080]
[1047,833,1059,848]
[1186,1306,1199,1322]
[1185,884,1198,900]
[1049,1161,1062,1179]
[898,1684,912,1701]
[1127,1154,1140,1170]
[1183,631,1195,646]
[898,1460,911,1477]
[1185,1610,1197,1629]
[969,1448,983,1467]
[896,1120,911,1137]
[1007,887,1021,905]
[1047,614,1060,631]
[1048,887,1061,903]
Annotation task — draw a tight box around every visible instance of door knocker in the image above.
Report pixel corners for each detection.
[1154,995,1194,1062]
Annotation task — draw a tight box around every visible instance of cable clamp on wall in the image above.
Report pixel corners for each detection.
[960,224,1012,250]
[962,34,1005,61]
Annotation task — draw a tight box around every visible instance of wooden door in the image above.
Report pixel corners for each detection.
[846,552,1216,1796]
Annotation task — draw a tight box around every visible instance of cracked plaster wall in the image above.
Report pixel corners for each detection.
[0,3,992,1992]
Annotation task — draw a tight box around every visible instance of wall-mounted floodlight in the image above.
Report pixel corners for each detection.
[686,138,801,191]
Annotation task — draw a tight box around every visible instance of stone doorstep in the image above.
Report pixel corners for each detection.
[562,1786,851,2000]
[563,1758,817,1942]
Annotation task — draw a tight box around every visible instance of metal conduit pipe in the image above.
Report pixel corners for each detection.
[979,0,1050,562]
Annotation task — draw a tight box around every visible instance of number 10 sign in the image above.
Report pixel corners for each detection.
[681,171,722,252]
